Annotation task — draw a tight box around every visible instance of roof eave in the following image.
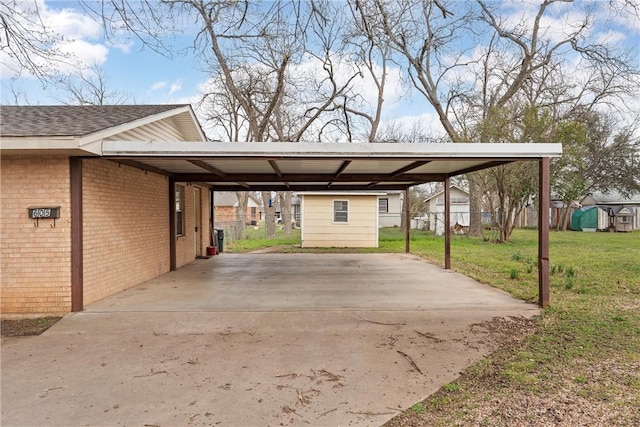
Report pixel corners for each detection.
[78,105,206,146]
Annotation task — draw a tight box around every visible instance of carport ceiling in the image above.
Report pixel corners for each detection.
[102,141,563,191]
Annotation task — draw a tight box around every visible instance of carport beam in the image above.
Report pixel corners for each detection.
[70,158,83,312]
[444,177,451,270]
[405,188,410,253]
[538,158,550,308]
[169,177,177,271]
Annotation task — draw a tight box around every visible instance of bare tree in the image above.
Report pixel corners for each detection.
[2,81,29,104]
[181,1,361,237]
[57,61,132,105]
[0,0,71,82]
[341,0,396,142]
[356,0,640,236]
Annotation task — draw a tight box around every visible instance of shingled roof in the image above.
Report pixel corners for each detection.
[0,104,189,137]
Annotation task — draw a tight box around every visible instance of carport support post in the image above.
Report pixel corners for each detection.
[444,176,451,270]
[169,177,177,271]
[405,188,410,253]
[538,158,550,308]
[70,157,83,312]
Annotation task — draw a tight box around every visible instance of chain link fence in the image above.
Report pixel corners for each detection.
[212,212,302,243]
[213,207,542,242]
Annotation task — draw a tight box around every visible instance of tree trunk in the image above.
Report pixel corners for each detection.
[562,206,572,231]
[468,174,483,236]
[262,191,277,238]
[400,190,407,230]
[279,191,293,235]
[234,191,249,240]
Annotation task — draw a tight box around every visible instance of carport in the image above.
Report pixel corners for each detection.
[5,140,564,427]
[91,141,562,309]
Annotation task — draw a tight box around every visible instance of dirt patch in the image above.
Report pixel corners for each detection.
[383,316,640,426]
[1,317,62,337]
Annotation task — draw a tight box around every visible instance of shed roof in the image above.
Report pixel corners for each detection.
[424,185,470,202]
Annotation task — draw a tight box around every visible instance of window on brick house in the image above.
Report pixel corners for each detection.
[176,185,185,236]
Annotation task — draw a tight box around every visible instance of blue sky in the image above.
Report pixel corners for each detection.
[1,0,639,140]
[0,0,206,105]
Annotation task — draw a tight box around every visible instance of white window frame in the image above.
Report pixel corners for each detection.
[378,197,389,213]
[176,184,185,236]
[333,199,349,224]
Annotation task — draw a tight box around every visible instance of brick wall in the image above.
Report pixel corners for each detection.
[83,160,170,305]
[1,156,72,314]
[1,157,212,314]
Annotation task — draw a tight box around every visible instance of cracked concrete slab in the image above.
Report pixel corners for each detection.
[1,253,538,426]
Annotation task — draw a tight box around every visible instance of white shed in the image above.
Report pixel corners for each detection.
[299,192,383,248]
[424,185,470,236]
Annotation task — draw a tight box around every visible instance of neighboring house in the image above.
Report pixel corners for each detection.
[213,192,261,227]
[581,191,640,231]
[292,195,301,227]
[1,104,210,315]
[377,190,403,228]
[299,192,383,248]
[424,185,470,235]
[260,194,297,225]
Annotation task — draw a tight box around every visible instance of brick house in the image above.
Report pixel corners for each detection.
[1,105,211,316]
[213,192,261,227]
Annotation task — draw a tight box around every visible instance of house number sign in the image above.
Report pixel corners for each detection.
[28,207,60,219]
[28,207,60,227]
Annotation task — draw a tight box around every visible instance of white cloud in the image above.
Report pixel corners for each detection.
[169,80,183,95]
[594,30,627,45]
[151,81,167,91]
[109,40,135,54]
[43,5,102,40]
[56,39,108,67]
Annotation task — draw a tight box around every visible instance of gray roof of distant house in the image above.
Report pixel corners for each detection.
[213,192,261,207]
[213,192,240,207]
[0,105,188,137]
[585,190,640,205]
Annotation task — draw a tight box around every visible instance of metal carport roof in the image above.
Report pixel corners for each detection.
[102,141,562,191]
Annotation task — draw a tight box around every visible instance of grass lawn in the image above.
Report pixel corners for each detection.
[227,227,640,425]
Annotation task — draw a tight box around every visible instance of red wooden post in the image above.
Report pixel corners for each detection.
[538,158,550,307]
[444,177,451,269]
[70,158,83,312]
[405,188,411,253]
[169,177,177,271]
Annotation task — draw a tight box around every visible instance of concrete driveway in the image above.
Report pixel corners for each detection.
[2,253,538,427]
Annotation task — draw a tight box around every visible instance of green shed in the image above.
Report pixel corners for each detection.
[571,206,608,231]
